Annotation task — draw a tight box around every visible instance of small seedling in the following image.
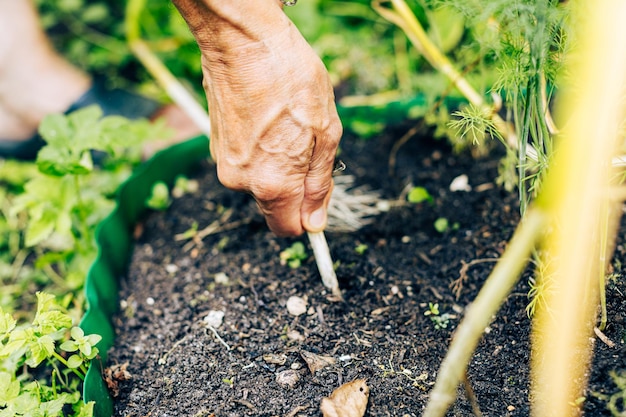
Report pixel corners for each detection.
[354,243,368,255]
[407,186,434,204]
[280,242,308,269]
[145,181,171,210]
[434,217,459,233]
[172,175,199,198]
[424,302,451,330]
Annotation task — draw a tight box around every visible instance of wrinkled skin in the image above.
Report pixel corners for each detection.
[173,0,342,236]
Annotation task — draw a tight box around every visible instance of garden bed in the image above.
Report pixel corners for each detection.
[105,128,625,416]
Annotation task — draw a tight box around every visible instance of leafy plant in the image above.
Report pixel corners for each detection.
[145,181,171,211]
[0,292,100,417]
[280,242,309,269]
[424,302,451,330]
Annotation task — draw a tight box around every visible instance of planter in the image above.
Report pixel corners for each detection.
[79,135,210,417]
[83,125,625,416]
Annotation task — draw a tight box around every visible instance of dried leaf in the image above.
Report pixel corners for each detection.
[320,379,369,417]
[300,350,336,374]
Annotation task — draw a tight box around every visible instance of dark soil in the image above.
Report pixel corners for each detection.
[107,127,626,417]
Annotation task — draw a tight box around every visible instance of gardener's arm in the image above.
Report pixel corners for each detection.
[172,0,342,237]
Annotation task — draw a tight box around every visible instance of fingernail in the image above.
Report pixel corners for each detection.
[309,207,327,230]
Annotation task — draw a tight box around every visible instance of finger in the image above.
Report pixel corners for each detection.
[254,177,306,237]
[301,117,342,233]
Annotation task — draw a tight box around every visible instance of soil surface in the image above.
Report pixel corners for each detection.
[107,127,626,417]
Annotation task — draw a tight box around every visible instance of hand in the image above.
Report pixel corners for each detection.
[173,0,342,236]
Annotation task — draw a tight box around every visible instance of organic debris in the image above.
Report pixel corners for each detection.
[320,379,370,417]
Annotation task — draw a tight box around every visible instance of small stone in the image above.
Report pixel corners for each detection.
[165,264,179,274]
[203,310,225,328]
[146,297,155,306]
[450,174,472,192]
[214,272,230,285]
[286,296,307,316]
[300,350,336,374]
[263,353,287,365]
[287,330,305,342]
[276,369,300,389]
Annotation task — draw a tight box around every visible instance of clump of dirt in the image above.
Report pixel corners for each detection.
[107,128,626,416]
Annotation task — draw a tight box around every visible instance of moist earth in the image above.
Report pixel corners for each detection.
[107,127,626,417]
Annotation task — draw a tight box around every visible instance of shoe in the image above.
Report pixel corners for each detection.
[0,76,161,160]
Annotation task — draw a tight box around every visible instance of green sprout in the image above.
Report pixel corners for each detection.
[407,186,434,204]
[354,243,369,255]
[424,302,451,330]
[280,242,308,269]
[146,181,171,211]
[434,217,459,233]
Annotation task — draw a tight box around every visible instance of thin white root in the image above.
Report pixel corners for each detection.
[327,175,383,232]
[307,231,343,300]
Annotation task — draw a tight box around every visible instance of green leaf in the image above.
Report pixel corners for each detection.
[66,354,84,369]
[38,113,72,147]
[26,334,55,367]
[0,372,20,405]
[24,207,56,247]
[145,182,171,210]
[60,340,79,352]
[434,217,449,233]
[0,308,16,337]
[407,187,434,203]
[74,401,96,417]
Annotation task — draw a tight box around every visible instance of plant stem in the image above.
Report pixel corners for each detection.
[423,208,546,417]
[125,0,211,137]
[531,2,626,413]
[51,351,85,381]
[307,231,342,299]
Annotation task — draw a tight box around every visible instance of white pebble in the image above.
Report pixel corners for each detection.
[214,272,230,285]
[449,174,472,192]
[204,310,225,328]
[286,296,307,316]
[146,297,155,305]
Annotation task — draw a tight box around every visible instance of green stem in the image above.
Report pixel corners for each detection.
[51,351,85,381]
[423,208,546,417]
[73,175,91,243]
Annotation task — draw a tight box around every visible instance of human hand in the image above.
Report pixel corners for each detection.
[173,0,342,236]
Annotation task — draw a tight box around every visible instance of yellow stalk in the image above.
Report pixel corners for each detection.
[125,0,211,137]
[423,209,547,416]
[372,0,515,145]
[531,1,626,415]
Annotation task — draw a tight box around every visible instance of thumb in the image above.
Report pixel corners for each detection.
[301,174,334,233]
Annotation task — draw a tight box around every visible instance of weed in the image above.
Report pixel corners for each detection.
[407,186,434,204]
[424,302,452,330]
[280,242,308,269]
[433,217,459,233]
[354,243,369,255]
[145,181,171,211]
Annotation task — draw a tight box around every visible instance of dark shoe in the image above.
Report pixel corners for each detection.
[0,77,160,160]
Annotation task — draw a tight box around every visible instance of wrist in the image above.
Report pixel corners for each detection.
[173,0,290,53]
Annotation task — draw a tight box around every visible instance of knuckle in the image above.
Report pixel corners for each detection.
[252,178,301,204]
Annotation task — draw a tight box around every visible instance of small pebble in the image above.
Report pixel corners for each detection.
[449,174,472,192]
[276,369,300,389]
[286,296,307,316]
[146,297,155,306]
[165,264,179,274]
[204,310,225,328]
[214,272,230,285]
